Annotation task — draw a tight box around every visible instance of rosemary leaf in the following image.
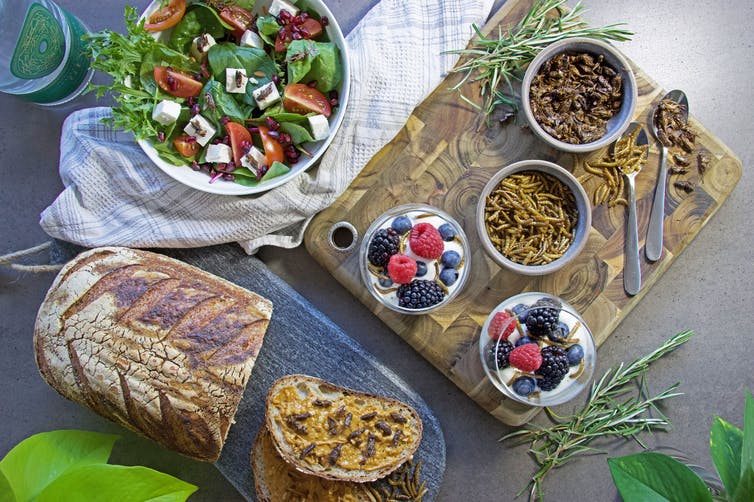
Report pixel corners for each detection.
[446,0,633,123]
[500,330,694,501]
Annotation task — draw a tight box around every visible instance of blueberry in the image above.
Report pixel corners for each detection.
[515,336,535,347]
[439,267,458,286]
[378,276,393,288]
[511,303,529,323]
[415,261,428,277]
[441,250,461,268]
[547,321,570,342]
[511,376,537,396]
[438,223,456,241]
[391,216,413,234]
[567,344,584,366]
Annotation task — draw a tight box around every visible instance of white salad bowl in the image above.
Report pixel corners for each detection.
[138,0,350,196]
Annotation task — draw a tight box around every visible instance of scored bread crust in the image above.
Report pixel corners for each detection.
[33,247,272,462]
[252,427,374,501]
[264,374,423,483]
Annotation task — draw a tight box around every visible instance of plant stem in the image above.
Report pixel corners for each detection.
[501,330,694,501]
[447,0,633,122]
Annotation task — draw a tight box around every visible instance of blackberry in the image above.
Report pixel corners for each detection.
[367,228,400,267]
[397,280,445,309]
[525,297,562,338]
[485,340,514,370]
[536,346,570,391]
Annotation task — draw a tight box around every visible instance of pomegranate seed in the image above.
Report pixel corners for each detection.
[200,62,210,79]
[321,16,329,26]
[288,156,299,164]
[300,12,309,20]
[249,126,260,133]
[191,161,201,171]
[256,165,269,180]
[267,130,280,140]
[223,173,235,181]
[221,116,231,125]
[157,131,166,142]
[188,96,195,106]
[291,25,301,34]
[279,9,292,22]
[193,73,202,81]
[221,136,230,145]
[190,104,200,116]
[278,27,287,36]
[226,161,236,172]
[307,80,318,88]
[300,28,310,38]
[185,136,197,143]
[166,74,177,91]
[265,116,280,131]
[329,98,338,106]
[241,140,252,154]
[279,132,291,144]
[271,74,280,85]
[329,90,339,100]
[216,163,227,171]
[292,32,302,40]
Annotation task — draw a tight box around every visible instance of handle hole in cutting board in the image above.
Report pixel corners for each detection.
[328,221,358,253]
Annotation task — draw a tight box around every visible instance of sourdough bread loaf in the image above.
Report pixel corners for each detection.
[264,375,423,482]
[252,427,374,501]
[34,247,272,462]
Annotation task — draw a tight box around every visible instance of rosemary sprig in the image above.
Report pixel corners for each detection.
[501,330,694,501]
[446,0,633,122]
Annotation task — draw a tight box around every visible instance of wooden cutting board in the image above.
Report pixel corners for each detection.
[304,0,742,425]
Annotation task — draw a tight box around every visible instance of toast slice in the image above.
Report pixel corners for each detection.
[264,375,423,482]
[252,427,374,501]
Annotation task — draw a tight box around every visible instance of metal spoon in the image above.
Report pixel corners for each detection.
[646,89,689,261]
[614,123,649,296]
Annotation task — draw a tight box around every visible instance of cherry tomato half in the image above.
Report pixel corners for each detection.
[257,126,285,165]
[144,0,186,32]
[154,66,203,98]
[220,6,255,37]
[173,134,200,157]
[283,83,331,117]
[225,122,252,166]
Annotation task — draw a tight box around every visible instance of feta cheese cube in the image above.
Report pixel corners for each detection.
[240,146,268,175]
[226,67,248,94]
[239,30,264,50]
[307,114,330,141]
[205,143,232,164]
[190,33,216,62]
[183,114,216,147]
[252,81,281,109]
[152,100,181,126]
[268,0,298,17]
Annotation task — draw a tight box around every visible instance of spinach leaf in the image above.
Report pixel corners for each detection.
[229,0,255,10]
[199,79,246,126]
[286,39,318,84]
[207,43,277,83]
[280,122,315,144]
[303,42,342,92]
[0,430,118,502]
[36,464,196,502]
[168,3,229,53]
[256,15,280,46]
[233,161,290,187]
[253,111,310,124]
[139,46,199,94]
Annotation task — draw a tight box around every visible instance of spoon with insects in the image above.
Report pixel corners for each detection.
[613,122,649,296]
[646,90,689,261]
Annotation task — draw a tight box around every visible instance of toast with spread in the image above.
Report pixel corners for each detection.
[264,375,423,482]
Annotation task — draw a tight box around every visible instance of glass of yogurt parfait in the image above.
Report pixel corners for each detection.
[359,203,471,315]
[479,292,596,407]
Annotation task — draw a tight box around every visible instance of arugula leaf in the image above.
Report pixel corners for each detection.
[0,430,118,502]
[286,39,318,84]
[256,15,280,46]
[169,3,229,53]
[36,464,197,502]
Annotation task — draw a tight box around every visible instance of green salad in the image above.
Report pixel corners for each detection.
[86,0,343,187]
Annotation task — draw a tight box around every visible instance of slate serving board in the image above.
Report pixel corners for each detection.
[50,241,446,501]
[167,246,446,501]
[303,0,743,425]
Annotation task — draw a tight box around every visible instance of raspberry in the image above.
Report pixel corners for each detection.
[409,223,444,259]
[387,254,417,284]
[487,311,516,341]
[508,343,543,373]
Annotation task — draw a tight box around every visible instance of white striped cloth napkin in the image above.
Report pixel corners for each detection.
[40,0,494,254]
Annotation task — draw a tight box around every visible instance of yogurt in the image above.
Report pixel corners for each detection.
[359,204,470,314]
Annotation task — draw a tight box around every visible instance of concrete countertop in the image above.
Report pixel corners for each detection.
[1,1,751,500]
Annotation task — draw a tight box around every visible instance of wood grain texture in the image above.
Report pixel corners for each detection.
[304,0,742,425]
